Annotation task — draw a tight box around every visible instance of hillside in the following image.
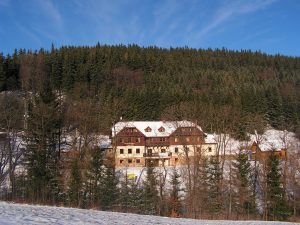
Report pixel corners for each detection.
[0,202,298,225]
[1,45,300,136]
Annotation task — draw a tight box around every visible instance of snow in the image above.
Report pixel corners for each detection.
[112,120,203,137]
[0,202,297,225]
[207,129,300,154]
[204,133,217,143]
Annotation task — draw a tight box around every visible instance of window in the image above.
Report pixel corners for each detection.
[128,149,132,154]
[160,137,166,142]
[120,149,124,154]
[133,128,138,132]
[135,137,140,143]
[161,149,166,153]
[128,159,132,164]
[175,158,178,164]
[120,160,124,164]
[208,147,212,152]
[145,126,152,132]
[186,137,190,142]
[175,147,178,153]
[136,148,140,154]
[174,137,178,142]
[127,137,131,143]
[158,126,165,132]
[136,159,140,163]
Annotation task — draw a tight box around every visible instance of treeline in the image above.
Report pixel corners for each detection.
[1,45,300,137]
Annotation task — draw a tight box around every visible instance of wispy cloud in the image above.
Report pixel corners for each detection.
[191,0,278,42]
[32,0,62,26]
[15,23,43,46]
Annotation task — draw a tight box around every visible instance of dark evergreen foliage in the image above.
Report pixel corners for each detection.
[207,156,223,217]
[141,160,159,215]
[1,45,300,136]
[100,160,119,210]
[24,79,63,203]
[84,148,104,208]
[68,159,82,207]
[232,150,256,216]
[168,168,183,217]
[266,152,291,221]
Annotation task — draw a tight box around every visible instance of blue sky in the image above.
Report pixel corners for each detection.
[0,0,299,56]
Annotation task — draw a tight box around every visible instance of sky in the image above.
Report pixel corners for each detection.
[0,0,299,56]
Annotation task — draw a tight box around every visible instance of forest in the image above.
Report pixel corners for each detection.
[1,44,300,136]
[0,44,300,222]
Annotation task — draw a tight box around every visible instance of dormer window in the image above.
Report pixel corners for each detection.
[145,126,152,132]
[158,126,165,132]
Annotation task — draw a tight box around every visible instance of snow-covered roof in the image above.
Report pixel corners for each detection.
[252,129,299,151]
[205,129,300,154]
[204,133,217,144]
[112,120,203,137]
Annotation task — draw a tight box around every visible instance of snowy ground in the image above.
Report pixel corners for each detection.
[0,202,298,225]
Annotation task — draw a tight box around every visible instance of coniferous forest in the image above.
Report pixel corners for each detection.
[0,44,300,221]
[1,44,300,135]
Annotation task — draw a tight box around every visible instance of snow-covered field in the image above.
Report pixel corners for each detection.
[0,201,298,225]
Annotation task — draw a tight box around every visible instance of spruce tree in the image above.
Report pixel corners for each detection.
[168,168,183,217]
[100,159,119,210]
[24,79,62,203]
[85,148,104,208]
[207,156,223,218]
[141,160,158,215]
[266,152,291,221]
[0,54,6,91]
[68,158,82,207]
[119,170,131,212]
[232,150,256,216]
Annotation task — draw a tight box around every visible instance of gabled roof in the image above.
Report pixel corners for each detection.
[112,120,203,137]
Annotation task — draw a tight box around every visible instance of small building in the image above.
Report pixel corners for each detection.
[111,120,217,168]
[248,141,287,161]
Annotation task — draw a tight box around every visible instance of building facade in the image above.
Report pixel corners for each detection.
[112,120,217,168]
[248,141,287,161]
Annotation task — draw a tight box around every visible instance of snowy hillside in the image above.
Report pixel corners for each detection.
[0,202,298,225]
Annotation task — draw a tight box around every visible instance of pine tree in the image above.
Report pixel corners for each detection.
[266,152,291,221]
[168,168,183,217]
[100,159,119,210]
[207,156,223,218]
[232,150,256,217]
[68,158,82,207]
[119,170,130,212]
[85,148,104,208]
[141,160,158,215]
[0,54,6,91]
[24,79,62,203]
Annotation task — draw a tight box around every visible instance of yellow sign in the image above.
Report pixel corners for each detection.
[127,173,136,180]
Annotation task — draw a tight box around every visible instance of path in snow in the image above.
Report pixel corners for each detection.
[0,202,298,225]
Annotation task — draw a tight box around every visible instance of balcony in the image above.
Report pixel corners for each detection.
[143,152,172,158]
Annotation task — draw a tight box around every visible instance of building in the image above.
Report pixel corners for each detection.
[248,141,287,161]
[111,120,217,168]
